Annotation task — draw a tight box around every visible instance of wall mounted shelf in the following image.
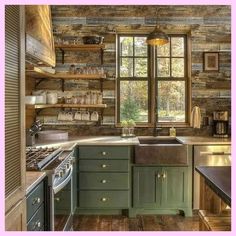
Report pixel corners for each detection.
[26,67,106,80]
[55,44,105,64]
[26,104,107,109]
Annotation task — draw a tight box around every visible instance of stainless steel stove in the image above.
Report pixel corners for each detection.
[26,147,62,171]
[26,146,74,231]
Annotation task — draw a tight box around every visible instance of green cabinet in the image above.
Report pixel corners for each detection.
[133,166,192,216]
[78,145,131,210]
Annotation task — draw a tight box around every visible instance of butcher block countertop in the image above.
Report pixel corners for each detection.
[195,166,231,207]
[26,171,47,195]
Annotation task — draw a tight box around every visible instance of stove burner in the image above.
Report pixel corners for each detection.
[26,147,62,170]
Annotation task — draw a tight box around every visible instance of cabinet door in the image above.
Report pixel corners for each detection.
[5,199,27,231]
[161,167,189,208]
[133,167,162,208]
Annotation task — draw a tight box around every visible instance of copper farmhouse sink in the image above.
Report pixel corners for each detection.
[135,137,188,165]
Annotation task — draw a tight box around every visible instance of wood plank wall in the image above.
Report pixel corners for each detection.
[26,5,231,136]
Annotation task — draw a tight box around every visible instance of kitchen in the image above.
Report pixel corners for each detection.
[4,4,231,231]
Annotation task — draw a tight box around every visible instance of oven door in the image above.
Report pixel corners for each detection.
[53,166,73,231]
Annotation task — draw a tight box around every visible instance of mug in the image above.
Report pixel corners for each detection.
[74,111,82,120]
[81,111,90,121]
[66,112,73,121]
[91,111,99,121]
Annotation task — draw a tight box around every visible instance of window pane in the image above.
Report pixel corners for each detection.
[157,58,170,77]
[156,41,170,57]
[120,58,133,77]
[134,58,148,77]
[120,81,148,122]
[134,37,147,56]
[157,81,185,122]
[171,58,184,77]
[171,37,184,57]
[120,37,133,56]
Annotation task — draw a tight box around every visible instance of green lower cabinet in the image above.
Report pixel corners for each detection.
[79,190,129,208]
[161,167,189,208]
[133,166,191,215]
[133,167,162,208]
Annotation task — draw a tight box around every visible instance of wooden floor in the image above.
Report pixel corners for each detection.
[73,214,200,231]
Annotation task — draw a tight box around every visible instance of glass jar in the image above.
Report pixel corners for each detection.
[65,97,72,104]
[121,127,129,137]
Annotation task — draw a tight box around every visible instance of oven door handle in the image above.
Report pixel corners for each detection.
[53,167,73,194]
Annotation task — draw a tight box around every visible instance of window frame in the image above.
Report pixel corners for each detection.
[116,34,151,125]
[116,33,190,127]
[155,34,189,125]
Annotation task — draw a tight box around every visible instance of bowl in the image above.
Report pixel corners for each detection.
[25,96,36,105]
[82,36,104,44]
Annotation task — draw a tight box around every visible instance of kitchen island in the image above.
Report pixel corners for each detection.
[195,166,231,231]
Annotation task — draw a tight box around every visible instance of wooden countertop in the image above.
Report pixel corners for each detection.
[26,171,47,195]
[195,166,231,206]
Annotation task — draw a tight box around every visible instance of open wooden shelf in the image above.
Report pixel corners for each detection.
[26,67,106,80]
[55,44,105,51]
[26,104,107,109]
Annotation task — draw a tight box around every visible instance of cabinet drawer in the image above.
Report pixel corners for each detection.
[79,159,129,172]
[27,203,45,231]
[79,146,130,159]
[79,173,129,190]
[79,190,129,208]
[27,181,44,222]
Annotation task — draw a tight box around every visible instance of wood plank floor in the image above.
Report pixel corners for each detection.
[73,214,200,231]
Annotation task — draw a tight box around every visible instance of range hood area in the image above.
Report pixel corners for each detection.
[4,5,232,232]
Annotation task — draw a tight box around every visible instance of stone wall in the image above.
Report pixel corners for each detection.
[31,5,231,136]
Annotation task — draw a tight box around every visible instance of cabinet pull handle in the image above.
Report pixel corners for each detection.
[101,197,108,202]
[162,173,167,179]
[156,172,161,178]
[101,179,107,184]
[32,197,41,205]
[55,197,60,202]
[101,151,107,156]
[101,164,107,168]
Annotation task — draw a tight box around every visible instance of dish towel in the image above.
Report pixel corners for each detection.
[190,106,201,129]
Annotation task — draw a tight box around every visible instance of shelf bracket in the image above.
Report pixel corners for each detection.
[61,79,65,92]
[35,78,45,89]
[59,48,65,64]
[100,48,104,65]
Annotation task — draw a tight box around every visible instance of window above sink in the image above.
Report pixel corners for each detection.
[117,34,190,127]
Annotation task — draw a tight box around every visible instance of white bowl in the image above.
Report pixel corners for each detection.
[25,96,36,104]
[35,95,46,104]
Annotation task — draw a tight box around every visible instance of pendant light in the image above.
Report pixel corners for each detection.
[146,8,169,46]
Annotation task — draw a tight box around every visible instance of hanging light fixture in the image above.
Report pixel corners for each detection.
[146,8,169,46]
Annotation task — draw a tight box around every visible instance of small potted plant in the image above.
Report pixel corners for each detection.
[121,120,129,137]
[127,119,136,137]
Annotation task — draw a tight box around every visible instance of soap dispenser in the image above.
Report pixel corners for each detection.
[169,126,176,137]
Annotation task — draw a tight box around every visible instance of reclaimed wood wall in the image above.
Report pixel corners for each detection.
[30,5,231,136]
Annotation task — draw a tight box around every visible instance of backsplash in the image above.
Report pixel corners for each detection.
[26,5,231,136]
